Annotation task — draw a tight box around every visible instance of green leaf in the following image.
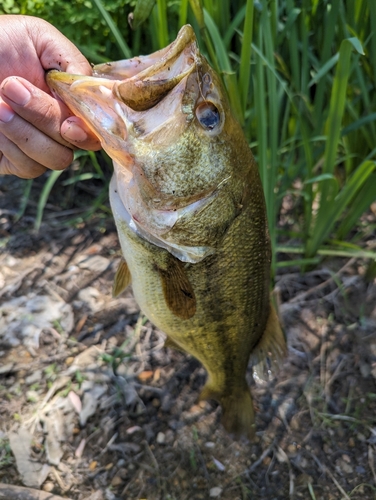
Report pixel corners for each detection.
[91,0,132,58]
[129,0,156,30]
[303,173,335,185]
[347,36,365,55]
[308,53,339,88]
[238,0,254,117]
[336,172,376,238]
[35,170,64,232]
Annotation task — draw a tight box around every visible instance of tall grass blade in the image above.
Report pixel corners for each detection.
[223,5,246,49]
[323,38,363,176]
[35,170,64,232]
[202,10,231,70]
[336,172,376,239]
[201,9,243,120]
[306,37,365,258]
[179,0,189,26]
[156,0,169,48]
[308,53,339,88]
[258,4,280,273]
[91,0,132,58]
[285,1,301,91]
[307,160,375,257]
[129,0,156,30]
[189,0,205,31]
[238,0,254,118]
[312,0,340,129]
[15,180,33,222]
[368,0,376,80]
[277,245,376,261]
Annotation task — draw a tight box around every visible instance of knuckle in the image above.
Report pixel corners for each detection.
[46,145,73,171]
[29,100,56,127]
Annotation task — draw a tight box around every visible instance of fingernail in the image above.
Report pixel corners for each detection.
[0,100,15,123]
[63,119,88,142]
[2,78,31,106]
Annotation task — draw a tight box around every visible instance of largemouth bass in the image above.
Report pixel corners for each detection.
[47,25,285,439]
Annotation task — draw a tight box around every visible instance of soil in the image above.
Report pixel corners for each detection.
[1,170,376,500]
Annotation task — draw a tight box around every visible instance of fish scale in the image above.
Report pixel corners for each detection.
[47,24,286,439]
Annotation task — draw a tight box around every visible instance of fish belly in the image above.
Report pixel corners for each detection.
[110,175,270,380]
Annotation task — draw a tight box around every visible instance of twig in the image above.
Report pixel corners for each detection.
[368,445,376,484]
[98,432,118,457]
[324,466,351,500]
[324,357,348,399]
[24,375,71,431]
[133,383,163,395]
[248,440,276,473]
[0,264,44,298]
[276,446,295,498]
[10,353,78,374]
[51,466,68,492]
[0,483,72,500]
[288,258,356,304]
[143,440,159,473]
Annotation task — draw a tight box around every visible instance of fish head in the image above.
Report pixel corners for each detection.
[47,25,255,263]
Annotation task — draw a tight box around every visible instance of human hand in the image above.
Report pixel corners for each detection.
[0,15,101,179]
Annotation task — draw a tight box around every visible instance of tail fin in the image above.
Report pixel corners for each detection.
[252,303,286,381]
[199,383,255,440]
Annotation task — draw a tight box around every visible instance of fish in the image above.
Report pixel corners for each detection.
[47,25,286,439]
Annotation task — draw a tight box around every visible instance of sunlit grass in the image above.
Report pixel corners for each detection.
[191,0,376,272]
[13,0,376,272]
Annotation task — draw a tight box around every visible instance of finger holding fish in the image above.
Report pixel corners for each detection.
[0,75,100,178]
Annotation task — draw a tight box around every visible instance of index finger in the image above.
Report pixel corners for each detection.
[0,76,100,150]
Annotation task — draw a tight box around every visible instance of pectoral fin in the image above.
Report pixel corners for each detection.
[157,256,196,320]
[112,258,132,297]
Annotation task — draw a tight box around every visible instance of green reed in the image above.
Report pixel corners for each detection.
[10,0,376,271]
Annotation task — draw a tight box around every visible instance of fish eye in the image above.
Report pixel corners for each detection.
[195,102,220,130]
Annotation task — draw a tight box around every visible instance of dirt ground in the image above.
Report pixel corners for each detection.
[1,171,376,500]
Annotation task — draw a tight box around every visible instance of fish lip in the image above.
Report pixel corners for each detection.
[96,24,197,77]
[47,25,198,113]
[94,25,197,80]
[45,24,200,145]
[106,25,198,111]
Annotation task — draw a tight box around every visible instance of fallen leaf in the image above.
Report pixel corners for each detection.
[79,384,107,426]
[209,486,222,497]
[68,390,82,414]
[212,457,226,471]
[75,438,86,458]
[9,427,50,487]
[138,370,154,382]
[44,409,64,466]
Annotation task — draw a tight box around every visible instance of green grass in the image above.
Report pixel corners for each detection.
[6,0,376,272]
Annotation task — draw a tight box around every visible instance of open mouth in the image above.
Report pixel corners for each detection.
[46,26,220,263]
[46,25,199,166]
[94,25,198,111]
[47,25,198,115]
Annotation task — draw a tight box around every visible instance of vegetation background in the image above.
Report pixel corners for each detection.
[1,0,376,273]
[1,2,376,499]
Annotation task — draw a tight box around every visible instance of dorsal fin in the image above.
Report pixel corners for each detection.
[112,258,132,297]
[156,256,196,320]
